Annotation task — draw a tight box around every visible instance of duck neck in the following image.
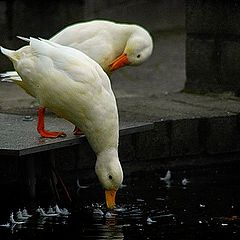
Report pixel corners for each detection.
[96,148,119,166]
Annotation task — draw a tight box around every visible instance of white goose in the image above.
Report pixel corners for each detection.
[1,37,123,209]
[1,19,153,138]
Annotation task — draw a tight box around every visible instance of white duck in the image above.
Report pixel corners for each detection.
[1,37,123,209]
[50,19,153,73]
[1,19,153,138]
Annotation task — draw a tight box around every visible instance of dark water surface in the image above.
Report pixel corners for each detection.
[1,162,240,240]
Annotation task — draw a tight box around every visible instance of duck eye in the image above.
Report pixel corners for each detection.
[137,54,141,58]
[108,175,113,180]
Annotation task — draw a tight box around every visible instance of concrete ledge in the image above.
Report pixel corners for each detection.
[0,113,153,156]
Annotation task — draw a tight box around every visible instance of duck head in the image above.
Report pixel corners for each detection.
[109,27,153,72]
[95,148,123,209]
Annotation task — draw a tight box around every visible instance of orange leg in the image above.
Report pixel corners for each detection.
[73,126,83,135]
[37,107,66,138]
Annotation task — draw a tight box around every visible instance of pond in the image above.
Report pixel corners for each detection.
[0,162,240,240]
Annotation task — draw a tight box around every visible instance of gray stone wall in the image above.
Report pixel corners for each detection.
[185,0,240,95]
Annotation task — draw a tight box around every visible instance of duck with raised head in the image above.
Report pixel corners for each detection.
[1,19,153,138]
[1,37,123,209]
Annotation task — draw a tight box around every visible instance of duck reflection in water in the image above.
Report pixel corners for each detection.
[97,213,124,240]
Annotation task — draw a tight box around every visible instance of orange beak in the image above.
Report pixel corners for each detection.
[109,53,129,72]
[105,189,117,209]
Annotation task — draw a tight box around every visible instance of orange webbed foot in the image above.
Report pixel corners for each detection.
[37,106,66,138]
[39,129,66,138]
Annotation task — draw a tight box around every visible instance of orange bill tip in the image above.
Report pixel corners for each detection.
[109,53,129,72]
[105,189,117,209]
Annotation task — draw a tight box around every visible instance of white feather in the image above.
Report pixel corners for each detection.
[17,36,30,42]
[0,71,22,82]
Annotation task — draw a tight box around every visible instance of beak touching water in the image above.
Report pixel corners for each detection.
[105,189,117,209]
[109,53,129,72]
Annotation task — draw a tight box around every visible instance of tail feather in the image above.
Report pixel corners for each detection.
[1,46,18,62]
[0,71,22,82]
[17,36,30,42]
[38,37,59,47]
